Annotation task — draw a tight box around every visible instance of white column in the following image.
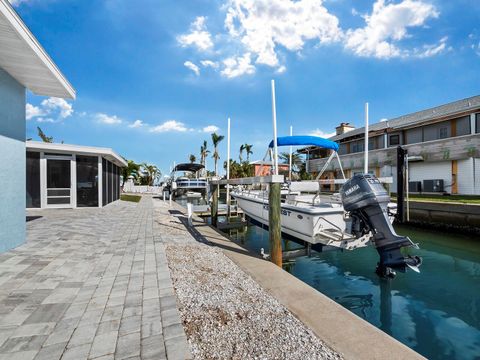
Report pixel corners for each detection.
[271,79,279,175]
[289,125,293,181]
[471,113,476,135]
[40,152,46,208]
[98,156,103,207]
[71,154,77,208]
[364,102,369,174]
[226,117,231,216]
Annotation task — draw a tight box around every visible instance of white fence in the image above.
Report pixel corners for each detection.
[123,184,163,194]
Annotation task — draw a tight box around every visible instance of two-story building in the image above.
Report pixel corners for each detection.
[303,95,480,195]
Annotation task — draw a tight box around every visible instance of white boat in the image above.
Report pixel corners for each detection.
[231,135,421,277]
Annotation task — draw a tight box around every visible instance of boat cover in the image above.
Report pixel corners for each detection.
[268,135,339,151]
[173,163,205,172]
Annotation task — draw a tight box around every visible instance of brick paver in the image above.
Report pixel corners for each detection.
[0,196,190,360]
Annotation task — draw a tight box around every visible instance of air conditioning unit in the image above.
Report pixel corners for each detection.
[423,179,444,192]
[408,181,422,193]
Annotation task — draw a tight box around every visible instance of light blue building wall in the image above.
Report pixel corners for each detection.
[0,68,26,252]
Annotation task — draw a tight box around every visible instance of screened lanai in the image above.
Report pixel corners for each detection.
[26,141,127,209]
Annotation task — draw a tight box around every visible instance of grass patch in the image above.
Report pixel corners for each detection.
[392,194,480,204]
[120,194,142,203]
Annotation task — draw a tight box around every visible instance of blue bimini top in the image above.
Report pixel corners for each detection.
[268,135,339,152]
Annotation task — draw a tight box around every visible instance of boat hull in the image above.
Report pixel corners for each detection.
[232,192,365,249]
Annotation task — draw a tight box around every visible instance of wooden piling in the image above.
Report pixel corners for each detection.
[211,184,219,227]
[268,182,282,266]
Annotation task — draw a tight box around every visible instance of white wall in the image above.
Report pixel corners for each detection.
[475,158,480,195]
[409,161,452,193]
[457,158,475,195]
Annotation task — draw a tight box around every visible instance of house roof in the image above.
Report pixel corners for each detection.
[0,0,75,99]
[26,141,127,167]
[330,95,480,142]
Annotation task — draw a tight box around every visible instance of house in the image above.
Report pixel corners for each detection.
[301,95,480,195]
[0,0,75,251]
[250,160,290,177]
[26,141,127,209]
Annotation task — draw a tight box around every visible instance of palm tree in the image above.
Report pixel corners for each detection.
[239,144,245,162]
[279,152,303,172]
[244,144,253,162]
[141,163,161,186]
[122,160,141,188]
[200,140,210,166]
[189,154,196,163]
[211,132,225,176]
[37,126,53,143]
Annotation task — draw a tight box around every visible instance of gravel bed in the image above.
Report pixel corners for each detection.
[165,233,343,359]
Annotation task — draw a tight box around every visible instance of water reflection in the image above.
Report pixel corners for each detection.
[228,222,480,360]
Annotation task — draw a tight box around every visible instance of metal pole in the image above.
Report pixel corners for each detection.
[271,79,279,175]
[210,184,218,227]
[396,146,406,223]
[406,156,410,222]
[227,117,231,218]
[289,125,293,181]
[364,102,369,174]
[269,182,282,266]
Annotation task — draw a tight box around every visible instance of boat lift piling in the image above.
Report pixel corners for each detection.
[209,174,285,267]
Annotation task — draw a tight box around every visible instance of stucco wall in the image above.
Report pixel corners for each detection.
[0,68,26,252]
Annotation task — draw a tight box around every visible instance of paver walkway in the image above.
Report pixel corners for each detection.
[0,196,190,360]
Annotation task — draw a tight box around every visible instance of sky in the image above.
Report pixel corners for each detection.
[12,0,480,176]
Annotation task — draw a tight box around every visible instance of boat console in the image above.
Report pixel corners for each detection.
[340,174,422,278]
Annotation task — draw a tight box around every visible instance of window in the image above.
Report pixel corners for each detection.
[389,135,400,146]
[455,115,471,136]
[439,127,448,139]
[26,152,40,208]
[102,158,107,206]
[476,113,480,134]
[76,156,98,207]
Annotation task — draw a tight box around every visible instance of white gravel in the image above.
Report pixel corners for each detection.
[157,202,343,360]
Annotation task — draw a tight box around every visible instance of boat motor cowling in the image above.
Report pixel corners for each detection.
[340,174,422,278]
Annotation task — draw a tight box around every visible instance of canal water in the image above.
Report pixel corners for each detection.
[227,222,480,360]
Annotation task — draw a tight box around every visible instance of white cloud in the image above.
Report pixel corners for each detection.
[26,103,45,120]
[345,0,439,59]
[177,16,214,51]
[224,0,342,68]
[200,60,219,69]
[26,97,73,122]
[128,119,144,128]
[309,129,336,139]
[202,125,219,133]
[178,0,446,79]
[221,53,256,78]
[95,113,122,125]
[184,61,200,75]
[150,120,189,133]
[36,117,55,123]
[41,97,73,119]
[414,36,448,58]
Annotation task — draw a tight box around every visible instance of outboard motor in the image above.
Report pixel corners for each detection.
[340,174,422,278]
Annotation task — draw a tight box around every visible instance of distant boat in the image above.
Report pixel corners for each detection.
[165,163,208,199]
[232,135,422,277]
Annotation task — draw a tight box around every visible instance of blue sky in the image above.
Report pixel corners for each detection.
[14,0,480,176]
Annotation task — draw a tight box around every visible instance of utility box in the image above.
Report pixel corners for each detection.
[423,179,444,192]
[408,181,422,193]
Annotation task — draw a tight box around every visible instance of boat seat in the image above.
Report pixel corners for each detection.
[289,181,320,193]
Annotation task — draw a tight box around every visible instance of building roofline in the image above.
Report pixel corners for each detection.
[26,141,127,167]
[329,95,480,143]
[0,0,75,99]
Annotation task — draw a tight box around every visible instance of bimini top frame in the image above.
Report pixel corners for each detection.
[263,135,345,180]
